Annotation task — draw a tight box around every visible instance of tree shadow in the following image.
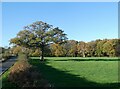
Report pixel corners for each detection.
[29,59,120,89]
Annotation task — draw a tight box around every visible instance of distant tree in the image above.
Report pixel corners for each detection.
[87,41,97,57]
[95,39,107,57]
[50,43,65,57]
[68,40,78,57]
[62,40,78,57]
[114,39,120,57]
[102,40,115,57]
[77,41,88,57]
[116,45,120,57]
[10,21,67,61]
[62,40,71,56]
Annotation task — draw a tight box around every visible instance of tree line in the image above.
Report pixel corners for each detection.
[0,47,12,61]
[10,38,120,57]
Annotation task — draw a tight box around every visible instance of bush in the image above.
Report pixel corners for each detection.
[8,54,51,88]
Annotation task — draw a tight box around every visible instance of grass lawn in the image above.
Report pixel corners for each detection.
[29,57,119,88]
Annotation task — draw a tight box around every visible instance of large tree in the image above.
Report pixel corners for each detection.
[10,21,67,61]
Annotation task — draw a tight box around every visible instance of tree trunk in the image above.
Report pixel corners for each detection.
[41,46,44,61]
[82,51,85,57]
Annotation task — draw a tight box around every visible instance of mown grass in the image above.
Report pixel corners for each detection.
[29,57,119,88]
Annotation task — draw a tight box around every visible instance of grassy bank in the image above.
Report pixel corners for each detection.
[1,54,51,89]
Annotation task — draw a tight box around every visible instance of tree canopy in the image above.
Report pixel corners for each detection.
[10,21,67,61]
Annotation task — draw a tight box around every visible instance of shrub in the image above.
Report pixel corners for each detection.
[8,54,51,88]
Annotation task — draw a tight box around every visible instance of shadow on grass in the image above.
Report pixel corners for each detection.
[29,59,119,89]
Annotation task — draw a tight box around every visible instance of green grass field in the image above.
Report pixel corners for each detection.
[29,57,120,88]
